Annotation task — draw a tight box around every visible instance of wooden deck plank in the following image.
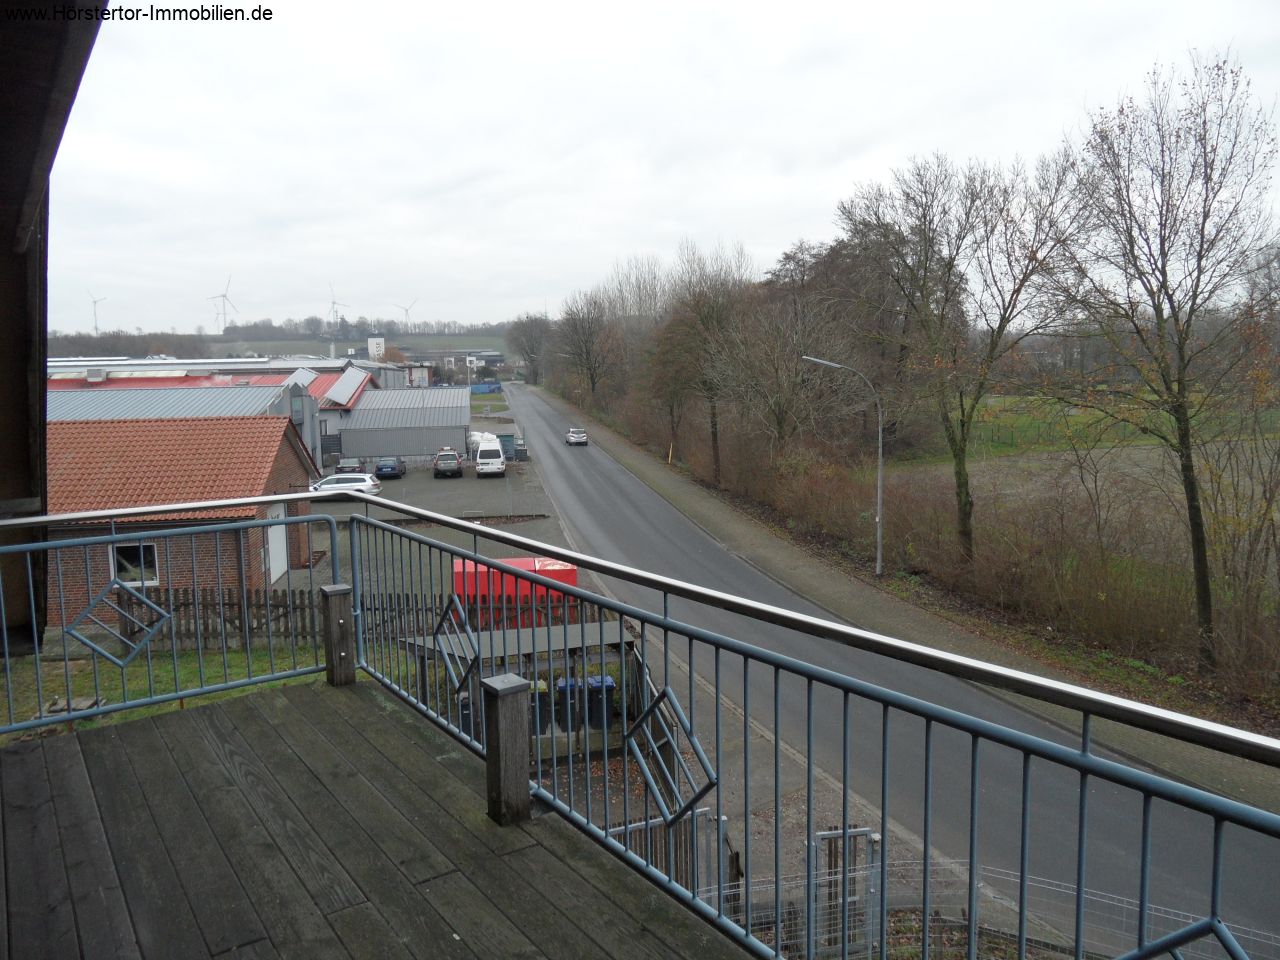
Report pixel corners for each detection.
[504,842,690,960]
[41,734,141,960]
[77,726,210,959]
[327,903,415,960]
[520,814,754,960]
[156,709,350,960]
[313,684,722,960]
[2,682,754,960]
[113,719,264,955]
[417,872,545,960]
[185,704,366,915]
[221,693,478,960]
[248,689,454,884]
[343,682,491,794]
[211,938,282,959]
[321,683,533,856]
[275,688,616,959]
[1,740,79,960]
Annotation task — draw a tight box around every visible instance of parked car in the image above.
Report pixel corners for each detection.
[334,458,363,473]
[473,438,506,477]
[565,427,588,446]
[310,473,382,495]
[433,448,462,478]
[374,456,406,479]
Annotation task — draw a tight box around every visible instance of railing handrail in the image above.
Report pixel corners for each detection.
[5,491,1279,768]
[0,490,342,530]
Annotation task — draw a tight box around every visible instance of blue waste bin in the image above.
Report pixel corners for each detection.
[555,678,582,731]
[586,675,616,729]
[456,692,475,739]
[531,679,550,734]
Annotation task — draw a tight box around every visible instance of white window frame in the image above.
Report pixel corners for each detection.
[111,541,160,588]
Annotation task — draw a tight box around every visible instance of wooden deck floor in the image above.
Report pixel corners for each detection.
[0,679,755,960]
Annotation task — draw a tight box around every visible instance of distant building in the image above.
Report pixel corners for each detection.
[337,387,470,463]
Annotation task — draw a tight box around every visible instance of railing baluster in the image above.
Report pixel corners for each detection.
[923,718,933,960]
[1138,791,1152,949]
[743,656,752,941]
[1019,753,1032,956]
[967,735,980,960]
[774,665,782,959]
[805,678,814,959]
[1076,714,1092,960]
[714,644,724,917]
[879,705,889,960]
[840,691,850,960]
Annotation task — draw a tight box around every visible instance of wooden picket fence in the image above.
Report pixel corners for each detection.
[121,586,321,650]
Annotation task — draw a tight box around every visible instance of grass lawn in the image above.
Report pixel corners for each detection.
[471,397,510,415]
[1,640,324,743]
[963,395,1280,460]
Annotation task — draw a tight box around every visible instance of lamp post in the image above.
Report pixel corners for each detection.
[803,356,884,577]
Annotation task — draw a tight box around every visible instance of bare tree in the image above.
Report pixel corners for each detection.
[670,240,755,487]
[840,151,1082,561]
[556,291,618,399]
[714,282,832,453]
[505,312,553,385]
[1067,54,1277,671]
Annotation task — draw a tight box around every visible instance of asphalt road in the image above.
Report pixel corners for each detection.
[505,383,1279,943]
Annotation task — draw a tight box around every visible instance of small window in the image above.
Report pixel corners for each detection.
[113,542,159,587]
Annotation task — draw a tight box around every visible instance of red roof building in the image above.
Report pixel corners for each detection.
[48,417,319,520]
[45,418,322,628]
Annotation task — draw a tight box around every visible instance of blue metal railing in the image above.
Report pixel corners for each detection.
[0,499,341,733]
[345,504,1280,960]
[3,493,1278,959]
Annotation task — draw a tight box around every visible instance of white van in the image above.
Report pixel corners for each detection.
[472,438,506,477]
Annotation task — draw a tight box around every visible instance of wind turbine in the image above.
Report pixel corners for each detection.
[208,276,237,333]
[328,284,349,326]
[393,298,417,327]
[89,291,106,336]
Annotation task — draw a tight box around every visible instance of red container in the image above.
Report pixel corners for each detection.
[452,557,578,627]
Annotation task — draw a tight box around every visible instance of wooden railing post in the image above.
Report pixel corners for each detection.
[321,584,355,686]
[481,673,531,825]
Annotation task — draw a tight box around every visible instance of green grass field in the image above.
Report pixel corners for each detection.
[1,642,323,743]
[965,395,1280,459]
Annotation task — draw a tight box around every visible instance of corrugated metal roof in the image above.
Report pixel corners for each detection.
[340,405,470,430]
[353,387,470,410]
[339,387,469,429]
[48,386,286,420]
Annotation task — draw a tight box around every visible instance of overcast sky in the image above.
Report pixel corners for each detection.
[47,0,1280,335]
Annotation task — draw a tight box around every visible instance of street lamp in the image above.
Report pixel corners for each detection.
[803,356,884,577]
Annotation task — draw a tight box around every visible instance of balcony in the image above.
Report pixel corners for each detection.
[1,492,1278,959]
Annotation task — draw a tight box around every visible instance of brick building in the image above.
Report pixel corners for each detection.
[45,417,321,629]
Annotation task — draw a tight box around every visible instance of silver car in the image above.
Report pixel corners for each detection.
[310,473,382,495]
[565,427,588,446]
